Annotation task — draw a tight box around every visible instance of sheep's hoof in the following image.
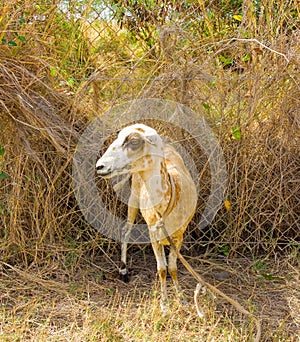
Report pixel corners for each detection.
[160,300,169,314]
[120,272,129,283]
[119,263,129,283]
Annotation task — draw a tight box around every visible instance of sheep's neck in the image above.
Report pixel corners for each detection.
[138,159,171,214]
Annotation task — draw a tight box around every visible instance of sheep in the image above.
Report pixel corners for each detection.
[96,123,197,310]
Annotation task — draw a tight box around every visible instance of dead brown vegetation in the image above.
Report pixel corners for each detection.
[0,1,299,340]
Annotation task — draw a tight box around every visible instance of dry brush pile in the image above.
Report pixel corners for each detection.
[0,0,299,268]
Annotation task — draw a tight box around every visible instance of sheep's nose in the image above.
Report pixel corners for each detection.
[96,163,112,176]
[96,164,105,172]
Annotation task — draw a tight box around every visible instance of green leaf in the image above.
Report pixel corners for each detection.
[202,103,210,110]
[233,14,243,22]
[18,35,26,42]
[0,146,4,156]
[0,172,8,179]
[8,40,17,46]
[220,245,230,256]
[50,67,57,77]
[242,53,251,62]
[261,273,283,280]
[19,17,26,25]
[67,77,75,86]
[231,125,242,140]
[253,260,265,271]
[219,55,233,66]
[209,79,216,88]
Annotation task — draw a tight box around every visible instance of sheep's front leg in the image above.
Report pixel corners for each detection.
[120,174,141,282]
[120,204,138,282]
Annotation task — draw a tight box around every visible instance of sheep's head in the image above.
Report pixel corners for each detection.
[96,124,164,178]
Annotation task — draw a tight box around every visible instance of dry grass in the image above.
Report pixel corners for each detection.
[0,0,299,340]
[0,254,298,341]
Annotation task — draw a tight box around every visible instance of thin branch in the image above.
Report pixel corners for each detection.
[231,38,290,63]
[194,283,205,318]
[209,37,290,63]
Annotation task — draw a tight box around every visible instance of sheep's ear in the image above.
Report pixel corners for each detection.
[144,135,157,145]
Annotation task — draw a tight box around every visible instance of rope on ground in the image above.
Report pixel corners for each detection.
[161,221,262,342]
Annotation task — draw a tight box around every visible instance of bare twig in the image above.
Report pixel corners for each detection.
[194,283,205,318]
[208,37,290,63]
[231,38,290,63]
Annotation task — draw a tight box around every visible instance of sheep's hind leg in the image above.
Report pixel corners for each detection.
[168,236,187,305]
[152,242,168,312]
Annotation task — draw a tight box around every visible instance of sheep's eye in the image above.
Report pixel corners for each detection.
[122,133,144,150]
[130,138,140,145]
[126,137,144,150]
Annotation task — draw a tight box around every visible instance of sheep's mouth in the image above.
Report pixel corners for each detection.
[97,171,113,178]
[97,167,131,179]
